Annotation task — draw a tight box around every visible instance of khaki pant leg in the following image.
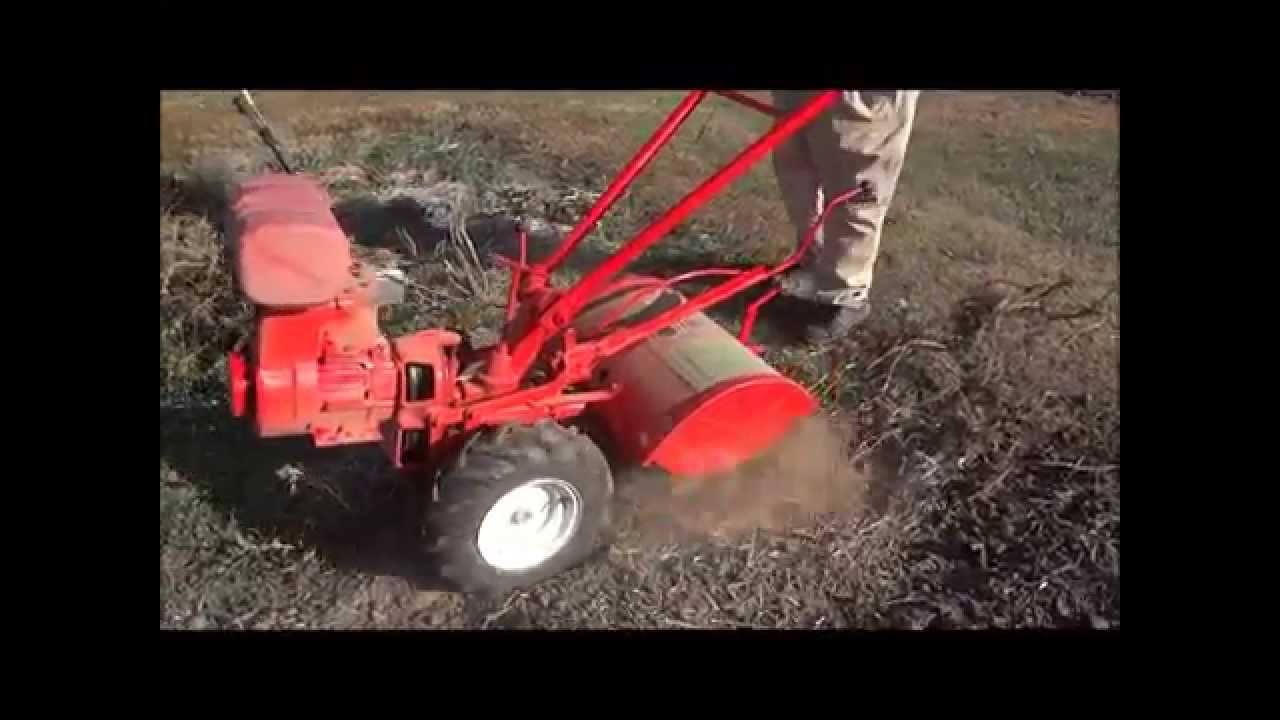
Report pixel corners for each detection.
[805,91,919,306]
[770,91,825,259]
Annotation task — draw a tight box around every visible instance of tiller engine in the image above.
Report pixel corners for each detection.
[225,90,871,593]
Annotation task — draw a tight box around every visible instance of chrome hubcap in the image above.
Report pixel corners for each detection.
[476,478,583,572]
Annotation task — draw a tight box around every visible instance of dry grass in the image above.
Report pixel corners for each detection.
[158,207,251,403]
[159,90,1118,630]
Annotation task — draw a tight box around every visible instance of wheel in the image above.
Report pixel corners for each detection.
[424,420,614,595]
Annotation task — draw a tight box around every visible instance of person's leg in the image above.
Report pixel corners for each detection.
[783,91,920,339]
[770,91,824,259]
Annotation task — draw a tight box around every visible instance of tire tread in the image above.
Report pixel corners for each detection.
[424,420,612,595]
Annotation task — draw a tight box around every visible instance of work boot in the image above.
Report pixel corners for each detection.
[772,297,870,344]
[804,300,871,343]
[775,267,872,344]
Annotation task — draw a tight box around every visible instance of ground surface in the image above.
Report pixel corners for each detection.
[160,90,1119,630]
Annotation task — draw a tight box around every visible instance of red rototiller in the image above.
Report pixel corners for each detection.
[225,90,869,593]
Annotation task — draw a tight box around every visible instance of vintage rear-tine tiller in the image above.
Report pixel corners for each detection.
[225,90,871,593]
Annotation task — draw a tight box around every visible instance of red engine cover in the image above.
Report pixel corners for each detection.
[229,174,353,308]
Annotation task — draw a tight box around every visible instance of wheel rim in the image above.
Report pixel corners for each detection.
[476,478,584,573]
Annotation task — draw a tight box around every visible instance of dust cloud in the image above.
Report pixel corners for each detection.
[612,414,870,545]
